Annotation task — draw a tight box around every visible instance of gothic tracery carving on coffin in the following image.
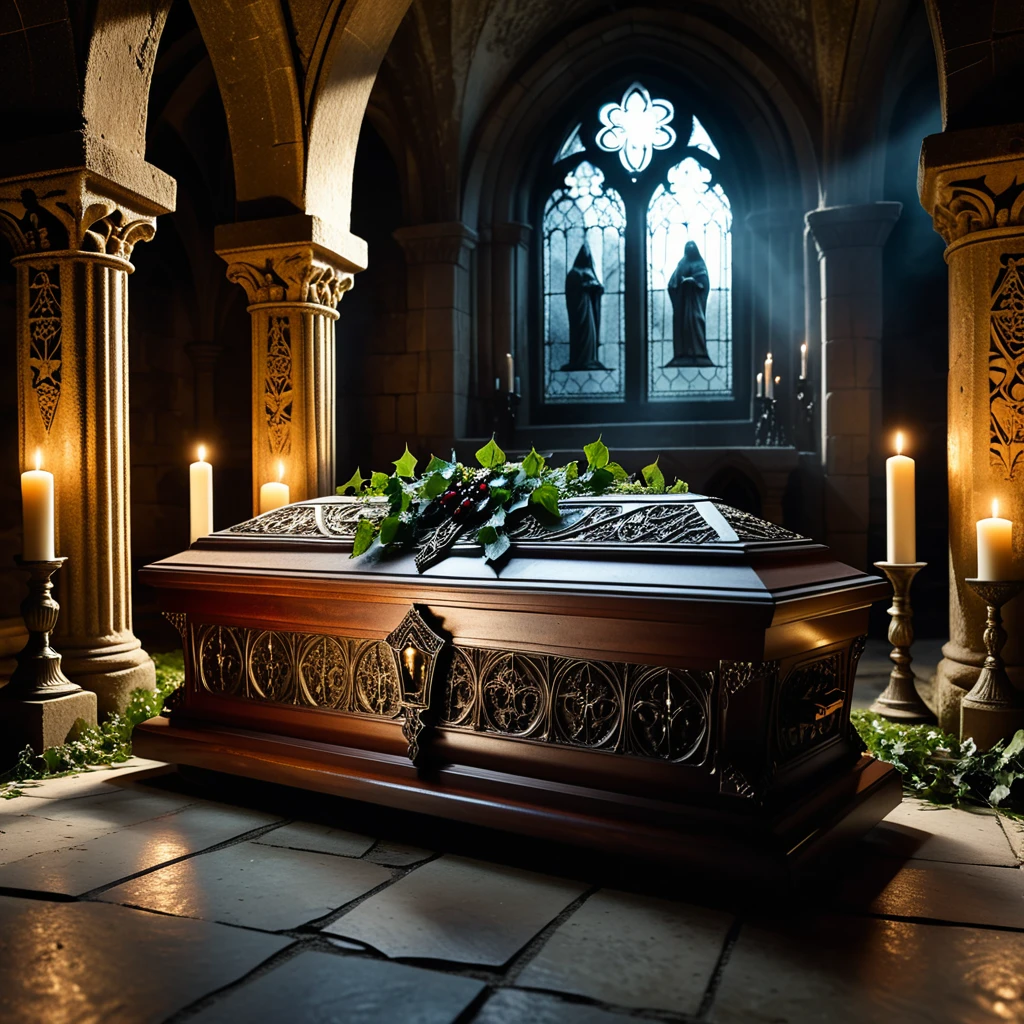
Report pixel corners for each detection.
[224,495,804,549]
[193,622,714,766]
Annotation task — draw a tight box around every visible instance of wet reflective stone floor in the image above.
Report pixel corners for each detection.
[1,640,1021,1024]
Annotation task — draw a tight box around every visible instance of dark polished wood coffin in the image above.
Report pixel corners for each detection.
[134,493,900,880]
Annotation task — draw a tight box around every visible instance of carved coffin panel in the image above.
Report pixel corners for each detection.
[193,622,713,766]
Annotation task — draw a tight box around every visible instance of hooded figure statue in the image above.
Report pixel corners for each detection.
[562,244,607,371]
[666,240,714,367]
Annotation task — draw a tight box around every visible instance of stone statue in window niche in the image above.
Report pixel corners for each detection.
[666,241,714,367]
[562,244,608,371]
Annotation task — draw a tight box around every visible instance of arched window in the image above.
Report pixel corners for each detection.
[536,80,736,422]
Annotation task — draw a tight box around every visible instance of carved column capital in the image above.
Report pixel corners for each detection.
[0,167,171,261]
[805,202,902,252]
[393,222,478,265]
[220,243,355,309]
[920,125,1024,247]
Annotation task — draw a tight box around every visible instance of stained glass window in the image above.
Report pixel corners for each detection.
[542,161,626,403]
[538,85,735,416]
[647,157,732,400]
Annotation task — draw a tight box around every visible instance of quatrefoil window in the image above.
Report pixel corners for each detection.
[595,82,676,175]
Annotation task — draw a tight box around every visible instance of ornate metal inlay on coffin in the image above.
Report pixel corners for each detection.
[224,495,803,549]
[775,650,849,760]
[194,622,712,765]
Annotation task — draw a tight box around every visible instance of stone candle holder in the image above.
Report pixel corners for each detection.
[869,561,935,723]
[2,557,82,701]
[961,578,1024,749]
[753,396,789,447]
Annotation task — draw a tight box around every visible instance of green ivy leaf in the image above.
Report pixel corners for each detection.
[483,530,511,563]
[589,467,614,492]
[668,478,689,494]
[351,518,376,557]
[1001,729,1024,764]
[393,445,418,479]
[490,486,511,505]
[583,436,609,470]
[642,458,666,493]
[530,483,561,518]
[477,525,498,546]
[369,471,390,493]
[522,448,546,478]
[425,454,457,478]
[605,461,628,482]
[337,467,366,495]
[475,436,506,469]
[421,472,448,499]
[563,460,579,481]
[379,516,402,546]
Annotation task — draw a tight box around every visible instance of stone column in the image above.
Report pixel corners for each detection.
[806,203,901,571]
[217,227,357,512]
[0,167,174,714]
[393,223,478,450]
[920,127,1024,733]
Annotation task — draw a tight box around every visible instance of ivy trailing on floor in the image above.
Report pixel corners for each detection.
[852,709,1024,815]
[0,650,184,799]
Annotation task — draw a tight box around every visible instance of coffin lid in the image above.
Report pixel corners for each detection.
[145,494,888,622]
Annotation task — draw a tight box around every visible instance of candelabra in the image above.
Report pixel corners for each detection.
[492,388,520,448]
[869,561,935,723]
[2,557,82,701]
[753,396,789,447]
[960,579,1024,749]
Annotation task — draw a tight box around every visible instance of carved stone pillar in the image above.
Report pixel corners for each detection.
[806,203,901,571]
[920,127,1024,732]
[393,223,478,448]
[217,231,356,512]
[0,167,174,713]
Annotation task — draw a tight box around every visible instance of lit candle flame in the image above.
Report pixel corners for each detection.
[198,444,206,463]
[800,343,807,354]
[774,375,781,385]
[34,448,42,472]
[895,432,904,456]
[277,461,285,483]
[993,498,1000,519]
[767,351,772,360]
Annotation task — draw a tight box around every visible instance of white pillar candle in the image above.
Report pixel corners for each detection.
[189,445,213,544]
[260,461,290,514]
[976,498,1014,580]
[764,353,774,398]
[885,432,916,563]
[21,449,55,561]
[755,372,763,398]
[800,342,808,379]
[505,352,515,392]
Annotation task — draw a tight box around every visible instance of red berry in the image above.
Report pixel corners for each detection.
[441,490,457,504]
[478,483,488,493]
[460,498,472,510]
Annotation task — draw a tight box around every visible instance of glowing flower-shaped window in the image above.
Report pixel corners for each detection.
[596,83,676,175]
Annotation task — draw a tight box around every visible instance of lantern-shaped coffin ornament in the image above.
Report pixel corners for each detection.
[386,606,447,763]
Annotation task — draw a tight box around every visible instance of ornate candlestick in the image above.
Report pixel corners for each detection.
[960,579,1024,749]
[869,561,935,722]
[754,396,789,447]
[795,376,815,450]
[2,557,82,701]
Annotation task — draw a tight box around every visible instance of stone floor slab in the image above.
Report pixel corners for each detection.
[102,840,392,930]
[0,895,290,1024]
[474,988,638,1023]
[325,855,586,966]
[840,859,1024,930]
[863,799,1018,867]
[365,839,433,867]
[516,889,733,1014]
[254,821,375,859]
[5,760,173,801]
[12,785,197,831]
[713,914,1024,1024]
[0,802,283,895]
[189,950,485,1023]
[0,810,120,866]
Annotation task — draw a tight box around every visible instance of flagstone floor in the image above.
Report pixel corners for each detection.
[1,642,1021,1024]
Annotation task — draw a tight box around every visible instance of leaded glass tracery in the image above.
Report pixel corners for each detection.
[543,162,626,403]
[539,83,736,415]
[647,158,732,400]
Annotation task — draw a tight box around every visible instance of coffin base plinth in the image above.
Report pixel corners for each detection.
[134,715,901,883]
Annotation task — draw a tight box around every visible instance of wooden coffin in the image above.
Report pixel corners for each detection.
[134,493,900,880]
